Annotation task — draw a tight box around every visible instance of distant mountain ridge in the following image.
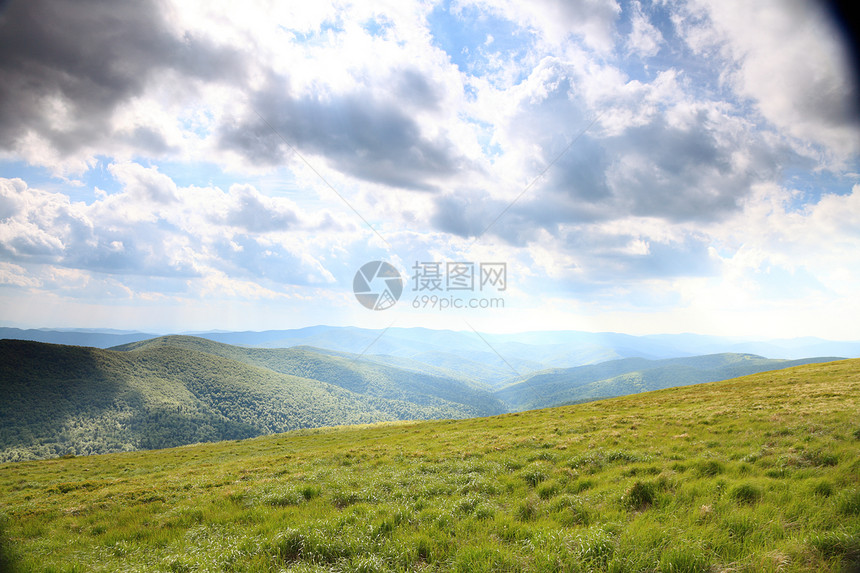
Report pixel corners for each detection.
[3,326,858,376]
[0,327,158,348]
[498,353,843,411]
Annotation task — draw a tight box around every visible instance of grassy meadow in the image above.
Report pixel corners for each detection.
[1,359,858,572]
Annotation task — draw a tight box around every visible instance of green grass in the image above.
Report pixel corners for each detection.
[0,359,858,572]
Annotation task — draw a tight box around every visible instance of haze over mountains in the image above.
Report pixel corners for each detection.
[0,327,847,461]
[496,353,842,411]
[2,326,858,384]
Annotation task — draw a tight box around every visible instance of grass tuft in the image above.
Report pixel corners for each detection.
[730,483,763,505]
[658,544,711,573]
[838,490,860,516]
[694,460,724,477]
[809,530,860,561]
[623,477,669,510]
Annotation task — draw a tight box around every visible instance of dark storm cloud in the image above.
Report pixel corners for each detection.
[430,187,597,247]
[461,55,805,249]
[532,111,789,227]
[430,106,773,244]
[120,127,177,155]
[0,0,244,155]
[429,177,722,281]
[218,75,465,191]
[547,139,611,203]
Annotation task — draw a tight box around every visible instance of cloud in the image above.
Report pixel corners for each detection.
[394,68,446,110]
[700,182,860,316]
[107,162,179,207]
[218,73,467,191]
[0,165,349,288]
[626,0,663,56]
[0,0,857,336]
[676,0,859,158]
[0,0,244,165]
[0,178,89,260]
[431,191,499,238]
[459,0,622,52]
[221,185,300,233]
[602,107,789,222]
[438,56,797,250]
[0,262,41,288]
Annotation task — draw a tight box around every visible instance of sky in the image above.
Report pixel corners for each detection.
[0,0,858,339]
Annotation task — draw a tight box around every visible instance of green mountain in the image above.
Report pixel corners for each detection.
[1,360,858,572]
[498,353,843,411]
[0,338,504,462]
[0,335,844,462]
[111,336,505,414]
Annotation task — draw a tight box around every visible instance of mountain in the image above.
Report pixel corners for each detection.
[5,326,858,370]
[0,327,158,348]
[498,353,844,411]
[110,336,505,414]
[0,338,504,462]
[1,332,845,462]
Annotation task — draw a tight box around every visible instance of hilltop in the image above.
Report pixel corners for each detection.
[0,359,858,572]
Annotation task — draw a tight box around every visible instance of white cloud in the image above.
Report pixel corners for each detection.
[677,0,859,159]
[0,166,365,294]
[626,1,662,56]
[459,0,622,53]
[0,262,41,288]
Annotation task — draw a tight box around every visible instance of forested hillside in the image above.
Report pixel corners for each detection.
[111,336,503,413]
[0,339,503,462]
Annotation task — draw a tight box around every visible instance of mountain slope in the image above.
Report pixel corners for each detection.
[1,359,857,572]
[111,335,505,415]
[499,353,843,410]
[0,336,845,462]
[0,339,502,462]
